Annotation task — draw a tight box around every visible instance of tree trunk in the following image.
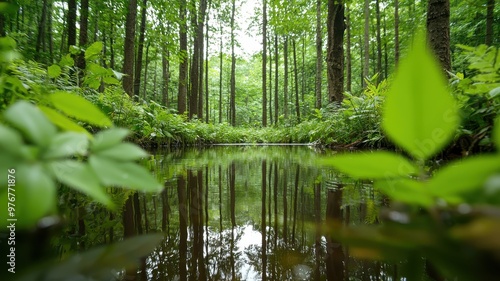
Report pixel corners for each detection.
[485,0,495,45]
[346,4,351,93]
[375,0,382,84]
[229,0,236,126]
[219,17,223,123]
[35,0,48,61]
[122,0,137,97]
[142,41,150,100]
[327,0,345,104]
[283,37,289,119]
[205,0,211,123]
[76,0,88,74]
[262,0,268,127]
[315,0,322,108]
[178,0,188,114]
[426,0,451,73]
[292,39,300,122]
[363,0,370,87]
[394,0,400,65]
[133,0,148,100]
[67,0,77,51]
[274,34,279,124]
[162,47,170,106]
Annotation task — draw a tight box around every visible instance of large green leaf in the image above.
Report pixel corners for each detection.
[90,128,130,152]
[95,143,148,161]
[42,132,88,159]
[428,155,500,198]
[17,233,164,281]
[0,125,24,158]
[48,64,61,78]
[3,101,57,146]
[39,105,91,136]
[494,116,500,149]
[382,34,459,160]
[16,163,57,228]
[50,160,112,206]
[84,41,103,60]
[89,155,162,192]
[320,151,419,179]
[375,178,434,207]
[49,91,112,127]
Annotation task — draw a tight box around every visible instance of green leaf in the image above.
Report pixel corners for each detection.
[91,128,130,152]
[49,91,112,127]
[89,156,162,192]
[16,163,56,228]
[489,87,500,98]
[375,179,434,207]
[39,105,91,136]
[494,116,500,149]
[43,132,88,159]
[0,125,24,157]
[50,160,112,207]
[95,143,148,161]
[3,101,57,146]
[48,64,61,78]
[59,54,74,67]
[84,41,103,60]
[382,34,459,160]
[320,151,419,179]
[69,45,81,55]
[428,155,500,198]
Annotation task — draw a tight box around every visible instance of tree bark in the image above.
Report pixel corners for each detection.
[363,0,370,87]
[122,0,137,97]
[133,0,148,100]
[315,0,322,108]
[162,47,170,107]
[327,0,345,104]
[274,34,279,124]
[394,0,400,65]
[284,37,289,119]
[346,4,351,92]
[292,39,300,122]
[485,0,495,45]
[178,0,188,114]
[427,0,451,73]
[375,0,382,84]
[67,0,77,51]
[229,0,236,126]
[262,0,268,126]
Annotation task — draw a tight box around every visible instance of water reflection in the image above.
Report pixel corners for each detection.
[89,146,410,280]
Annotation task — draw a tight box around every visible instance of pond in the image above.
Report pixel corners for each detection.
[15,146,434,280]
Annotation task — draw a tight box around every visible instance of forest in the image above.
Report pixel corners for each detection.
[0,0,499,280]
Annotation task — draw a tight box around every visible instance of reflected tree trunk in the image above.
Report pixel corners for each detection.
[177,176,187,281]
[314,182,322,281]
[261,160,268,281]
[325,187,345,281]
[292,165,299,244]
[229,162,236,227]
[283,167,288,243]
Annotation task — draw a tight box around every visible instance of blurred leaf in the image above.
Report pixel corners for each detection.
[490,87,500,98]
[90,128,130,152]
[89,156,162,192]
[68,45,81,55]
[494,116,500,149]
[17,233,164,281]
[48,64,61,78]
[59,54,74,67]
[95,143,148,161]
[320,151,418,179]
[3,101,57,146]
[375,178,434,207]
[84,41,103,60]
[39,106,91,137]
[49,91,112,127]
[16,163,56,228]
[428,155,500,198]
[50,160,112,206]
[382,33,459,160]
[0,125,24,158]
[43,132,88,159]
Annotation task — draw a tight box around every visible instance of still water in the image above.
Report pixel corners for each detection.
[137,145,403,281]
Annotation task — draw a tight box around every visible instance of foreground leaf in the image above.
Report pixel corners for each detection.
[382,34,459,160]
[91,128,130,152]
[43,132,88,159]
[320,151,419,179]
[49,91,112,127]
[95,143,149,161]
[39,106,91,136]
[375,178,434,207]
[89,156,162,192]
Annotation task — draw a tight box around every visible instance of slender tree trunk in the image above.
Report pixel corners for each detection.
[219,18,223,123]
[292,39,300,122]
[375,0,382,84]
[205,0,211,123]
[35,0,48,61]
[274,34,279,124]
[76,0,89,75]
[67,0,77,51]
[485,0,495,45]
[133,0,148,100]
[178,0,188,114]
[229,0,236,126]
[262,0,268,127]
[269,33,273,124]
[162,47,170,106]
[197,0,208,121]
[47,1,54,62]
[142,41,150,100]
[363,0,370,87]
[394,0,400,65]
[426,0,451,73]
[327,0,345,104]
[384,12,388,79]
[122,0,137,97]
[284,37,289,119]
[346,4,352,93]
[315,0,322,108]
